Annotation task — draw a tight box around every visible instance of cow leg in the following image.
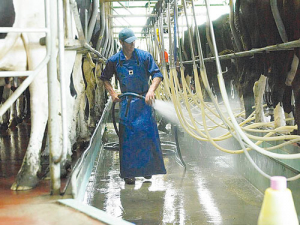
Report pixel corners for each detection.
[283,55,299,126]
[0,85,12,130]
[11,69,48,190]
[292,68,300,135]
[41,51,80,178]
[241,67,256,118]
[11,32,47,190]
[253,75,269,123]
[282,86,294,126]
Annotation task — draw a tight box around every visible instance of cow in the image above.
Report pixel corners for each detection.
[0,78,30,130]
[181,14,240,106]
[0,0,107,191]
[232,0,300,132]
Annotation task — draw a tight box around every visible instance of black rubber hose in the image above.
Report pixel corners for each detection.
[112,92,145,137]
[111,92,186,169]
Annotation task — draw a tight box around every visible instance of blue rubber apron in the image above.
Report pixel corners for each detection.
[117,51,166,178]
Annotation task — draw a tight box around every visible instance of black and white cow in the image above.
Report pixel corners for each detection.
[0,0,104,190]
[232,0,300,132]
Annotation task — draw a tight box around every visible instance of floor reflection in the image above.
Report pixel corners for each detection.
[84,124,263,225]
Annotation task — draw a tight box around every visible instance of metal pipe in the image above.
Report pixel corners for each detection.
[174,0,183,66]
[229,0,242,51]
[69,0,85,43]
[167,2,174,67]
[0,56,50,117]
[0,71,33,77]
[270,0,288,43]
[110,6,131,26]
[84,9,88,40]
[101,17,109,57]
[48,0,61,195]
[54,0,67,165]
[109,14,158,18]
[69,0,105,59]
[113,25,152,28]
[0,28,49,33]
[96,0,106,51]
[181,39,300,64]
[191,0,205,70]
[108,32,114,57]
[87,0,99,43]
[182,0,196,65]
[105,0,158,2]
[153,24,161,61]
[104,32,111,58]
[84,43,107,61]
[159,17,166,68]
[117,1,133,15]
[64,0,72,39]
[0,0,51,118]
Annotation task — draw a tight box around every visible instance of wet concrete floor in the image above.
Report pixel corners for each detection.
[0,121,104,225]
[84,123,264,225]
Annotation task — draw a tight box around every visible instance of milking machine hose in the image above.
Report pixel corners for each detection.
[107,92,186,169]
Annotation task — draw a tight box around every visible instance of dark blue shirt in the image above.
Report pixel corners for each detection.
[100,48,163,82]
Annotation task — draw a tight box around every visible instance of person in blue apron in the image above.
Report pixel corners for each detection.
[100,28,166,185]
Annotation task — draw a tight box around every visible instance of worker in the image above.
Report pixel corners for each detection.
[100,28,166,185]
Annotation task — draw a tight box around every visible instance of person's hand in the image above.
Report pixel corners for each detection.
[111,92,121,102]
[145,90,155,105]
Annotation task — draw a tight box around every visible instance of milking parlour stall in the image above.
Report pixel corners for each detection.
[1,0,300,224]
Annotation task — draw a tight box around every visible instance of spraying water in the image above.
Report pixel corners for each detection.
[152,100,180,124]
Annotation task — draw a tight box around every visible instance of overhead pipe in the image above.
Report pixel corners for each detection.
[117,1,133,15]
[181,39,300,64]
[109,14,158,18]
[110,6,131,27]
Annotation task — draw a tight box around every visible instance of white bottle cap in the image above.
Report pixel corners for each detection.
[270,176,287,190]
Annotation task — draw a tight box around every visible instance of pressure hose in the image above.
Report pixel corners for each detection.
[110,92,186,169]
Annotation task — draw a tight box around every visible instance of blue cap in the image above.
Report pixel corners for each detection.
[119,28,137,43]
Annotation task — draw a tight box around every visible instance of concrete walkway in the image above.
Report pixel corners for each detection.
[83,124,263,225]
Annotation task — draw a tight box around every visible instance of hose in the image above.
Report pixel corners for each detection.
[110,92,186,169]
[111,92,145,137]
[140,0,300,182]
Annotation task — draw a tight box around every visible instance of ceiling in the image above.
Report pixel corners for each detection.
[109,0,230,39]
